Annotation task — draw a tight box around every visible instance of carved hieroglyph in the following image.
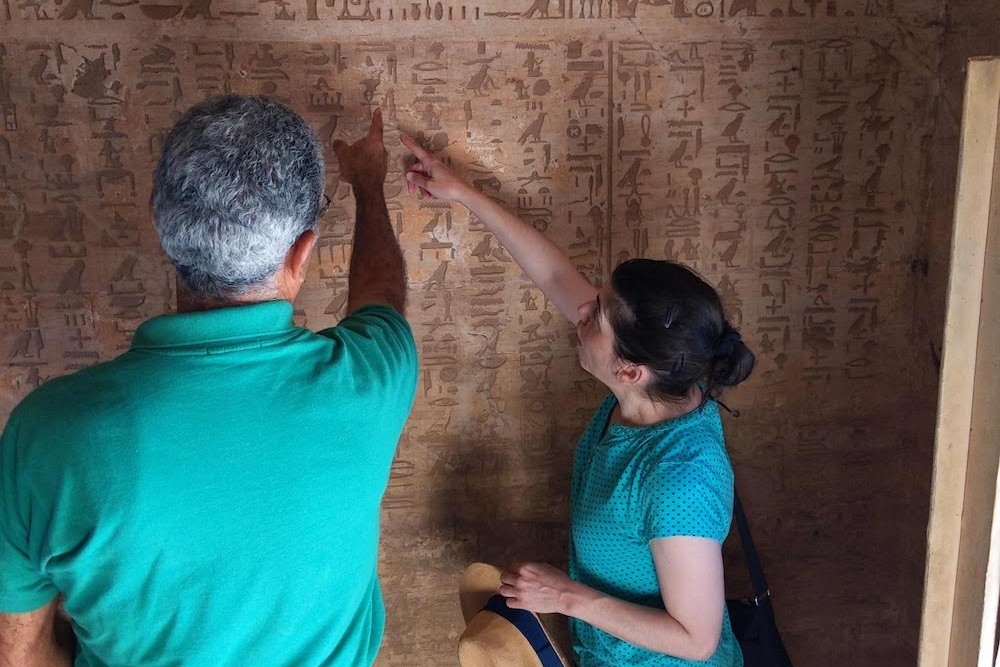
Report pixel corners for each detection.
[0,1,942,664]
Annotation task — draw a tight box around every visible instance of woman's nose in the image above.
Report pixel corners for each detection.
[578,300,595,323]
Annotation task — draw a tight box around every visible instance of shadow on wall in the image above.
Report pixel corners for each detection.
[421,341,601,573]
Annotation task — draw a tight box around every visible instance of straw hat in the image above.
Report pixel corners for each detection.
[457,563,571,667]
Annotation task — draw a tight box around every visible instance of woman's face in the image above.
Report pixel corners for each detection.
[575,288,621,385]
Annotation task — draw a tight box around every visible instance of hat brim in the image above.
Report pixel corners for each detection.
[458,563,571,667]
[460,610,546,667]
[459,562,505,624]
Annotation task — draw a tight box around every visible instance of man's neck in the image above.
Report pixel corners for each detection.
[174,277,286,313]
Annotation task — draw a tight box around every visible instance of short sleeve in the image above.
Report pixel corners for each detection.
[638,461,732,544]
[0,415,59,613]
[318,305,418,396]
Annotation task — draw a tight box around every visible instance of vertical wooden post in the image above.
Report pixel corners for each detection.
[919,57,1000,667]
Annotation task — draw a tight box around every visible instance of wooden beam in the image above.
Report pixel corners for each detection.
[919,57,1000,667]
[969,70,1000,667]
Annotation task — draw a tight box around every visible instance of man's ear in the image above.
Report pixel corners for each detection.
[285,230,317,284]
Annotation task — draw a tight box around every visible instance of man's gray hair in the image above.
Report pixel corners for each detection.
[153,95,325,299]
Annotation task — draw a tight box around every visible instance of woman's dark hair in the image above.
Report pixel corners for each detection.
[607,259,755,402]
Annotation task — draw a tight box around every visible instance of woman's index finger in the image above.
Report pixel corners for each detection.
[400,133,433,164]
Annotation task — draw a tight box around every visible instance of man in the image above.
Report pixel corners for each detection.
[0,96,417,666]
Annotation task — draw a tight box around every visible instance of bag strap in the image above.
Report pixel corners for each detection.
[733,490,771,605]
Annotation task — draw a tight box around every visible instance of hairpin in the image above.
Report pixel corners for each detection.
[664,304,679,329]
[671,350,685,373]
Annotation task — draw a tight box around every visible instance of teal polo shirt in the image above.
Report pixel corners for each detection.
[0,302,418,667]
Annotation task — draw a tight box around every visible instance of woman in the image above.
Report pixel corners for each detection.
[401,135,753,667]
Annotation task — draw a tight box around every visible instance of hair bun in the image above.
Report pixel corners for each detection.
[714,328,742,358]
[710,325,755,388]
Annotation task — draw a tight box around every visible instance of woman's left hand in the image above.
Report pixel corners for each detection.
[499,562,580,615]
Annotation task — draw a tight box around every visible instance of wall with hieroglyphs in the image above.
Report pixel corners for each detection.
[0,1,963,664]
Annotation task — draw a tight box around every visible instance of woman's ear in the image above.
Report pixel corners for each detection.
[616,361,646,387]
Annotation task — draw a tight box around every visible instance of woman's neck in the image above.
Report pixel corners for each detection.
[611,384,703,428]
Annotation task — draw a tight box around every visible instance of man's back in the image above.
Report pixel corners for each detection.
[0,301,417,666]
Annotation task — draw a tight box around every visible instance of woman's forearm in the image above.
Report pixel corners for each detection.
[460,188,596,324]
[563,583,720,662]
[400,132,597,322]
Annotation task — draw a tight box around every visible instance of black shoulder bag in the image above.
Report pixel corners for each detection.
[726,492,794,667]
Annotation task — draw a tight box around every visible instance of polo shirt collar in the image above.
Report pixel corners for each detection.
[131,300,297,351]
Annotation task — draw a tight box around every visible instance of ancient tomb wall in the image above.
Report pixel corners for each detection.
[0,2,946,665]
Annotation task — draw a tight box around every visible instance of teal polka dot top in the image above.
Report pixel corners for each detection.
[568,395,743,667]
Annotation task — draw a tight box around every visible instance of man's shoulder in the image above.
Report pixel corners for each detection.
[316,305,417,375]
[10,351,139,428]
[322,304,414,342]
